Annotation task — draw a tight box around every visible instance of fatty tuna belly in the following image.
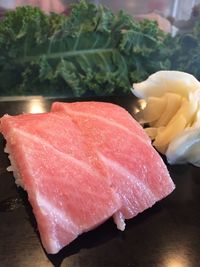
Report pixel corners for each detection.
[52,101,151,143]
[0,113,121,254]
[51,102,175,230]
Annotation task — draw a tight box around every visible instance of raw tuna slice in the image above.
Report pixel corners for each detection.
[51,101,175,230]
[0,112,121,254]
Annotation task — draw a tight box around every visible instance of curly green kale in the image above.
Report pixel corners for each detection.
[171,21,200,80]
[0,1,171,96]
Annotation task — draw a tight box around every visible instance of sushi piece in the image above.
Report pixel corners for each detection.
[0,112,121,254]
[51,102,175,231]
[0,101,175,254]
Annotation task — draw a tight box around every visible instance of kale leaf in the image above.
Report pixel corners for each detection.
[0,1,171,96]
[171,21,200,80]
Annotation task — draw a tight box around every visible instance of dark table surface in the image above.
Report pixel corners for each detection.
[0,95,200,267]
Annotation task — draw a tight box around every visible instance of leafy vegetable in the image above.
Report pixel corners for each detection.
[0,1,171,96]
[171,21,200,81]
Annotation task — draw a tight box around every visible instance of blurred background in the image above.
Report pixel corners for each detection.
[0,0,199,34]
[0,0,199,19]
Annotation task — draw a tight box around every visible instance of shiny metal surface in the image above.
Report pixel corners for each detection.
[0,95,200,267]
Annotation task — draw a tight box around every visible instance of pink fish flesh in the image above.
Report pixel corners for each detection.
[0,101,175,254]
